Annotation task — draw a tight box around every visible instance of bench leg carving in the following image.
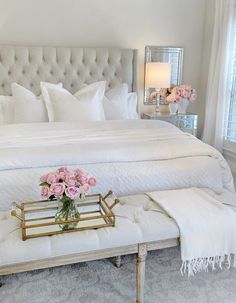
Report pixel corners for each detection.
[136,243,147,303]
[115,256,121,268]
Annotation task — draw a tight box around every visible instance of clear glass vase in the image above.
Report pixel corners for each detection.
[55,197,80,231]
[168,102,178,115]
[178,98,189,114]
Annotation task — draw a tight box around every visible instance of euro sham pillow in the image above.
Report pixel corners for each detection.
[103,83,129,120]
[41,81,106,122]
[127,92,138,119]
[103,84,138,120]
[0,96,14,124]
[12,82,62,123]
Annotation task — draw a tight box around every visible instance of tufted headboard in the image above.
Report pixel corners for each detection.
[0,46,138,96]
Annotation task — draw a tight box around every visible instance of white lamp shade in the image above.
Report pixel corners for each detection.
[145,62,171,88]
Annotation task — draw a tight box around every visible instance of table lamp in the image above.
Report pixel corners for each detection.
[145,62,171,111]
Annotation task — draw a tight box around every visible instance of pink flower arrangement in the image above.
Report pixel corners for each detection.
[40,167,96,200]
[166,84,197,103]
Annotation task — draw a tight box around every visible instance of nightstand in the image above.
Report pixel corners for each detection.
[142,112,198,136]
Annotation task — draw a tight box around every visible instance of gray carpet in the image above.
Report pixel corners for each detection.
[1,247,236,303]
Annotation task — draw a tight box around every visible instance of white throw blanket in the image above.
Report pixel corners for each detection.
[147,188,236,276]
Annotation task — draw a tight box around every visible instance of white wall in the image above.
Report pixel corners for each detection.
[0,0,207,132]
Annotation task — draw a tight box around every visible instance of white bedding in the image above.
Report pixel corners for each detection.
[0,119,234,210]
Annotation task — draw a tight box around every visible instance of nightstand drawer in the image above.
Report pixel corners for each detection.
[142,112,198,136]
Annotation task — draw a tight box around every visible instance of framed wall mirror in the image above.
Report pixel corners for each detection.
[144,46,184,105]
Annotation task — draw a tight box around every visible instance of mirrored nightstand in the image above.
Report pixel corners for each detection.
[142,112,198,136]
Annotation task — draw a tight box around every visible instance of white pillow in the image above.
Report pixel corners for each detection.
[0,96,14,124]
[127,92,138,119]
[103,83,129,120]
[12,83,62,123]
[41,81,106,122]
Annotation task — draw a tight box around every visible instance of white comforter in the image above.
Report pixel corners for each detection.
[0,120,234,209]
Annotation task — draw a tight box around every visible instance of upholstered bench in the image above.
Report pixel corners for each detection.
[0,194,180,303]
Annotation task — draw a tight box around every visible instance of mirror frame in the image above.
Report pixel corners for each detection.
[144,46,184,105]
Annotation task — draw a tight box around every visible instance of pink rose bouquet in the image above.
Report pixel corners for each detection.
[39,167,96,201]
[166,84,197,103]
[40,167,97,231]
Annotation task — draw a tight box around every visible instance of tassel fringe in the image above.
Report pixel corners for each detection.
[180,254,236,277]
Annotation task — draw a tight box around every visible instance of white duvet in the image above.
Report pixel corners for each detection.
[0,120,234,209]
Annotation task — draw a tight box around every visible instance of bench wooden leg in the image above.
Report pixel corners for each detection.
[136,244,147,303]
[115,256,121,268]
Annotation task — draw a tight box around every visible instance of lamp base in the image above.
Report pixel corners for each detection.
[155,88,161,112]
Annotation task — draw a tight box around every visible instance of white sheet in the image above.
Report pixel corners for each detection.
[0,120,234,210]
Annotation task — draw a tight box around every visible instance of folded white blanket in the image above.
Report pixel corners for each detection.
[147,188,236,276]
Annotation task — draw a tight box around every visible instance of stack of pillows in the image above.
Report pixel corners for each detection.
[0,81,138,124]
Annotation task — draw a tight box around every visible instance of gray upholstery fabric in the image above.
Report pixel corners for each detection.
[0,46,138,95]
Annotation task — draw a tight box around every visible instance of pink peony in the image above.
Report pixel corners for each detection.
[57,167,70,174]
[166,93,176,103]
[88,177,96,186]
[74,168,83,176]
[41,186,50,198]
[50,183,65,197]
[58,172,66,181]
[175,95,181,102]
[40,174,49,183]
[65,174,77,186]
[76,171,89,185]
[182,91,190,99]
[82,183,90,193]
[47,173,60,184]
[190,93,197,102]
[65,186,81,199]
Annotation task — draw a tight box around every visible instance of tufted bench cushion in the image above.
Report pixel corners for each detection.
[0,194,179,267]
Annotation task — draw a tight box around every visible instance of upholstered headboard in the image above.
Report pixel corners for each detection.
[0,46,138,95]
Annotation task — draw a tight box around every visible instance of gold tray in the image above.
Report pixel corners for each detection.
[11,191,119,241]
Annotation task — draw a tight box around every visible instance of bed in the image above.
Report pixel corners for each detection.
[0,46,234,210]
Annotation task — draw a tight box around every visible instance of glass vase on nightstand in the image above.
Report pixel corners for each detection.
[168,103,178,114]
